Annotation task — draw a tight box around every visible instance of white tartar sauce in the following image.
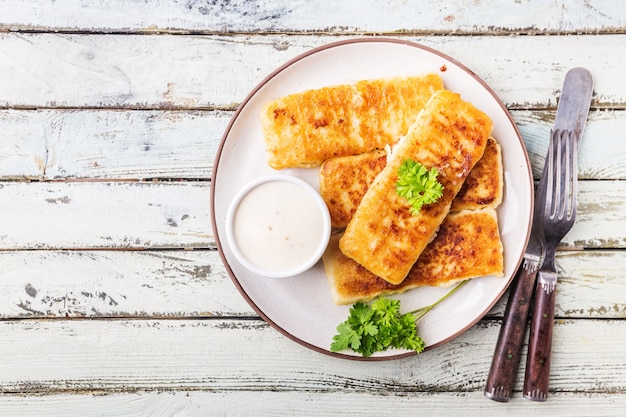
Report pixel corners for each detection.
[233,180,327,274]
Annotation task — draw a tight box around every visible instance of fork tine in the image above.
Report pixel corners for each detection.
[558,130,567,219]
[557,129,568,220]
[544,129,560,220]
[545,129,578,223]
[567,130,578,221]
[559,129,578,221]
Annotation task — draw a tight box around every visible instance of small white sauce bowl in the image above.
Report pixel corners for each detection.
[225,175,331,279]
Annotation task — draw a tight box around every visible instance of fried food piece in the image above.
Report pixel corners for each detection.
[451,137,503,211]
[319,137,502,228]
[339,90,493,285]
[324,208,504,305]
[319,149,388,228]
[260,74,444,169]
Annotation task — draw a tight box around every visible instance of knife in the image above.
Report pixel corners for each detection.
[523,67,593,401]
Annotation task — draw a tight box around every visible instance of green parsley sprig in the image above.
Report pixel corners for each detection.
[395,159,444,214]
[330,280,468,357]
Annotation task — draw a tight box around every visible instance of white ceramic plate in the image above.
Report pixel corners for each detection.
[211,38,533,360]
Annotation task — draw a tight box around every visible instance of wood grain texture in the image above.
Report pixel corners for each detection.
[1,391,626,417]
[0,181,623,249]
[0,249,623,320]
[1,34,626,110]
[1,0,625,34]
[0,318,624,394]
[0,249,253,319]
[1,109,625,180]
[0,182,213,250]
[0,391,626,417]
[0,109,228,180]
[516,110,626,180]
[1,2,625,414]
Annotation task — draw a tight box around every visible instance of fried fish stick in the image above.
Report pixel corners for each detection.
[319,149,388,228]
[451,137,503,211]
[339,90,493,285]
[324,208,504,305]
[319,137,503,228]
[260,74,444,169]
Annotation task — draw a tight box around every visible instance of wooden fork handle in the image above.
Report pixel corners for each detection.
[484,266,538,402]
[524,271,558,401]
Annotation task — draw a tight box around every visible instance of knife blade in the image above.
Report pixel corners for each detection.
[552,68,594,135]
[523,67,593,402]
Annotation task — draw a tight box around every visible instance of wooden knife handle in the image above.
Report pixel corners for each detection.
[523,272,558,401]
[484,265,538,402]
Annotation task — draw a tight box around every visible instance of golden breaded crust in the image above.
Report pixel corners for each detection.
[451,137,503,211]
[355,76,444,146]
[260,74,444,169]
[323,208,504,305]
[319,149,387,228]
[319,137,503,228]
[339,90,493,285]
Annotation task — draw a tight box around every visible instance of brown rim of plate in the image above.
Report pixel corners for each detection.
[210,37,533,361]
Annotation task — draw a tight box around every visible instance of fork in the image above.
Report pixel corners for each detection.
[523,128,579,401]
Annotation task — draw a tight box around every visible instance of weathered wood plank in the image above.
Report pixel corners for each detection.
[0,318,624,394]
[0,109,228,180]
[516,110,626,180]
[0,181,623,249]
[1,109,624,180]
[0,249,252,319]
[0,182,213,250]
[569,181,626,249]
[1,0,625,34]
[41,109,225,180]
[0,391,625,417]
[0,34,625,109]
[0,2,622,414]
[0,110,47,178]
[0,249,623,320]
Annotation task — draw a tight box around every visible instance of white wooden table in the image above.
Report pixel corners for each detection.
[1,1,625,415]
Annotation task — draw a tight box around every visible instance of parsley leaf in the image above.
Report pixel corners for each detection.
[331,302,379,356]
[395,159,444,214]
[330,322,361,352]
[330,280,468,357]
